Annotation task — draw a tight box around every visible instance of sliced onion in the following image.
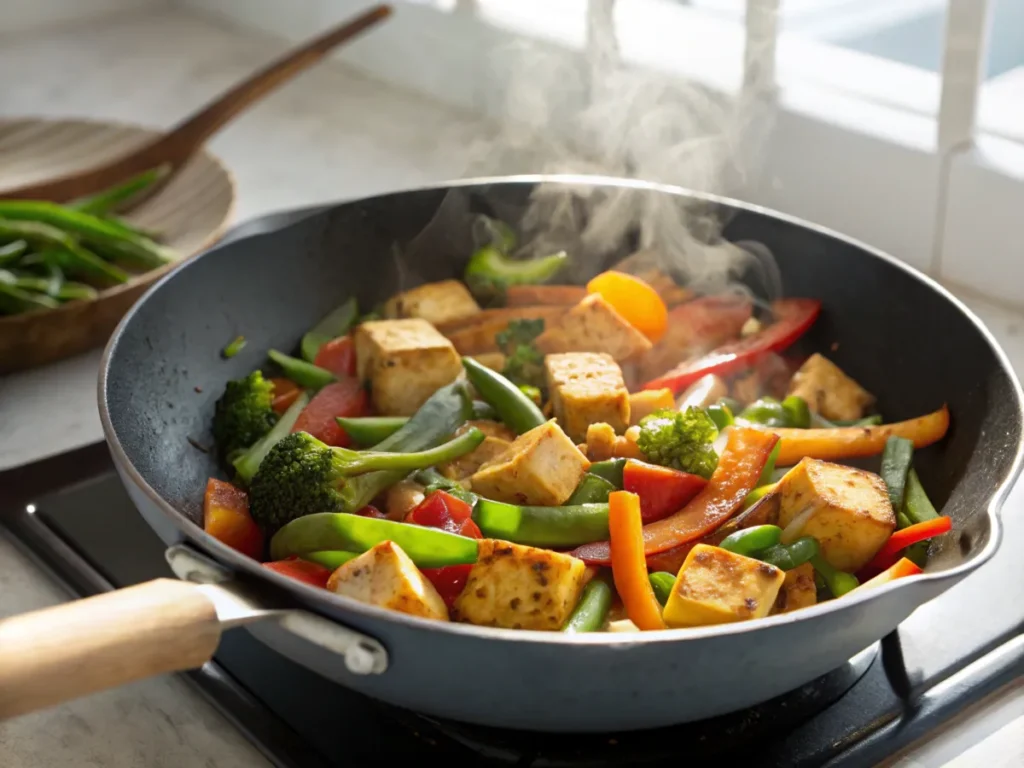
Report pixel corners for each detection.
[781,504,816,544]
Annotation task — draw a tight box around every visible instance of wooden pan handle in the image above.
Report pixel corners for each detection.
[0,579,221,719]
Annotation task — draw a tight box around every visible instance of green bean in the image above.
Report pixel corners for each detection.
[718,524,783,557]
[0,240,27,266]
[71,165,169,215]
[0,275,60,313]
[0,201,174,269]
[781,396,811,429]
[0,220,127,284]
[757,442,781,486]
[562,578,613,633]
[336,416,408,447]
[902,468,939,566]
[649,572,676,606]
[881,436,914,510]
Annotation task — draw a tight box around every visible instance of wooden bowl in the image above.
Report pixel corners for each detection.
[0,118,235,374]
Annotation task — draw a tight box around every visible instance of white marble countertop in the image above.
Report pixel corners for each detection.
[1,8,1023,768]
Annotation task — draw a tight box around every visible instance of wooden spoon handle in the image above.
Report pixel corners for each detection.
[1,4,392,202]
[0,579,221,719]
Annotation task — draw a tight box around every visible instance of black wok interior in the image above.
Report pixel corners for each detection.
[104,179,1022,571]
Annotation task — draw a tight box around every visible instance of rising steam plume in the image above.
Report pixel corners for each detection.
[462,0,782,301]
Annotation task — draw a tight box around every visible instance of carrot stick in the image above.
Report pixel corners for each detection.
[854,557,923,592]
[608,491,666,631]
[770,405,950,466]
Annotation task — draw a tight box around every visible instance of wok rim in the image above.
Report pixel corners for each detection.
[98,173,1024,646]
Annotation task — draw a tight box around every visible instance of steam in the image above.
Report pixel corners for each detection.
[462,0,781,301]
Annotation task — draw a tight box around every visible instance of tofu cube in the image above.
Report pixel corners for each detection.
[775,458,895,572]
[327,541,448,621]
[440,420,515,481]
[545,352,631,442]
[470,420,589,506]
[383,279,481,326]
[787,353,875,421]
[628,388,675,426]
[772,562,817,614]
[453,539,587,630]
[354,319,462,416]
[535,294,652,362]
[663,544,785,628]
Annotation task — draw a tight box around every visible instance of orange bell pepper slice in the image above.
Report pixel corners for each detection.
[854,557,923,592]
[770,405,950,466]
[587,270,668,342]
[608,491,666,631]
[575,427,778,565]
[203,478,264,559]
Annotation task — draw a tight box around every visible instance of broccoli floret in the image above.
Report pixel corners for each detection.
[496,318,546,390]
[249,428,485,533]
[464,245,567,303]
[212,371,278,461]
[636,407,719,479]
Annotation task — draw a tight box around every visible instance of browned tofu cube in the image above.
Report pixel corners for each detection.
[787,353,875,421]
[772,563,817,614]
[535,294,652,362]
[383,279,481,326]
[545,352,631,442]
[470,420,589,506]
[628,388,675,426]
[453,539,587,630]
[440,420,516,481]
[663,544,785,628]
[327,541,449,621]
[776,458,895,572]
[353,319,462,416]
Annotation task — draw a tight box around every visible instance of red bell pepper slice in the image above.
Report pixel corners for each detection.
[203,478,264,559]
[263,557,333,588]
[855,557,923,592]
[859,516,952,578]
[291,378,368,447]
[269,377,302,415]
[574,427,779,565]
[623,459,707,524]
[313,335,358,378]
[641,298,821,394]
[407,490,482,608]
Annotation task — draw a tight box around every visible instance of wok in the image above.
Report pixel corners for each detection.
[1,176,1021,732]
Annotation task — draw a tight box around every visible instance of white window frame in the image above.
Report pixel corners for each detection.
[180,0,1023,305]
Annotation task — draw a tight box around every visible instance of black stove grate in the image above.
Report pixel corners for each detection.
[2,442,1022,767]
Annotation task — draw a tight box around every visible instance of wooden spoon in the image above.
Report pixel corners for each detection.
[0,4,392,203]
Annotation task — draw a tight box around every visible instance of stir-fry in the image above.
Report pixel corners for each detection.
[201,222,952,632]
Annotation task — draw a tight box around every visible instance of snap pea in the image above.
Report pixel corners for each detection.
[781,396,811,429]
[756,536,819,570]
[743,481,777,509]
[462,357,545,434]
[705,402,734,430]
[718,524,783,557]
[738,397,789,428]
[268,349,336,390]
[566,473,616,505]
[881,435,914,510]
[587,458,627,488]
[301,550,359,570]
[649,572,676,606]
[336,416,409,447]
[270,513,478,568]
[473,499,609,547]
[562,578,613,633]
[0,201,174,268]
[412,468,479,507]
[810,554,859,597]
[300,297,359,362]
[0,219,127,284]
[757,442,781,487]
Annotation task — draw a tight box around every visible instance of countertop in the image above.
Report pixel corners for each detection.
[1,8,1022,768]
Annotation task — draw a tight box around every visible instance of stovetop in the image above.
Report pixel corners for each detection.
[3,442,1023,767]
